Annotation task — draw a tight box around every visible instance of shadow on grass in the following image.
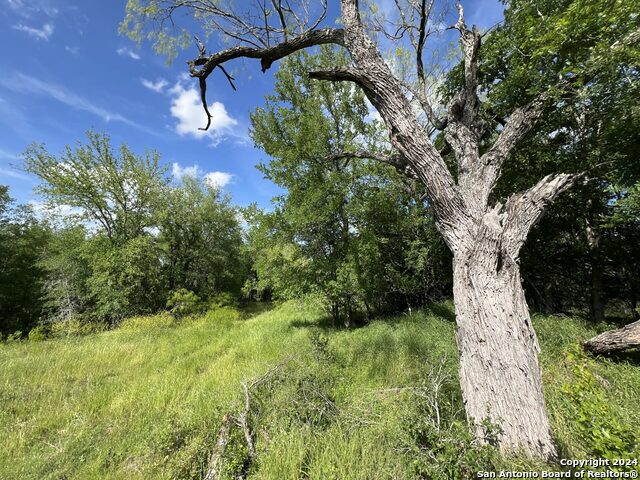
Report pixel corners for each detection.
[289,300,458,331]
[239,301,275,319]
[591,349,640,365]
[426,301,456,323]
[289,313,370,331]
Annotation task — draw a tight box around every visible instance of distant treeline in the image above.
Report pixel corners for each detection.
[2,36,639,335]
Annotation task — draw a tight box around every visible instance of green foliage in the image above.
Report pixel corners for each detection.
[160,175,246,300]
[119,0,194,62]
[166,288,203,318]
[0,187,52,334]
[39,226,92,323]
[18,133,246,329]
[207,292,238,310]
[27,325,48,342]
[561,345,638,462]
[89,236,165,322]
[24,131,168,244]
[5,330,23,343]
[48,318,108,337]
[248,48,450,323]
[467,0,640,317]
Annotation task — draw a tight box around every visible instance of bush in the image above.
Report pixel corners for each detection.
[119,313,175,330]
[562,345,638,464]
[27,325,48,342]
[207,292,238,310]
[6,331,23,343]
[166,289,203,319]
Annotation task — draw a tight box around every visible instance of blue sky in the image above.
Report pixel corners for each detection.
[0,0,505,211]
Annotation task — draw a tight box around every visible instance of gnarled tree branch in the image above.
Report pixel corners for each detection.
[502,172,584,258]
[189,27,346,130]
[324,149,419,180]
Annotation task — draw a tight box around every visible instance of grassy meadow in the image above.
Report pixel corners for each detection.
[1,301,639,479]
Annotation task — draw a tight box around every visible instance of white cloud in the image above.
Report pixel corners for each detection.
[169,78,239,143]
[141,78,169,93]
[171,162,233,189]
[0,73,156,135]
[65,45,79,56]
[117,47,141,60]
[171,162,202,179]
[12,22,54,41]
[204,171,233,189]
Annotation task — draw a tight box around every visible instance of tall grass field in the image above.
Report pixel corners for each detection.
[1,301,638,479]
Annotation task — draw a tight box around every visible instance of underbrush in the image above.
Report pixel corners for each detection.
[1,302,638,479]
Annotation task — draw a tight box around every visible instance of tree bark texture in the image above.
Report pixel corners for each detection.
[453,241,556,459]
[584,319,640,354]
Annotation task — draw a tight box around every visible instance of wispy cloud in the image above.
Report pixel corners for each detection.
[141,78,168,93]
[0,147,29,180]
[0,168,30,181]
[0,148,19,161]
[5,0,59,18]
[12,22,54,41]
[65,45,80,56]
[0,73,157,135]
[117,47,141,60]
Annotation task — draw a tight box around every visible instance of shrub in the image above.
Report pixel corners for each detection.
[562,345,638,464]
[207,292,238,310]
[27,325,48,342]
[119,313,174,330]
[166,289,203,319]
[6,331,23,343]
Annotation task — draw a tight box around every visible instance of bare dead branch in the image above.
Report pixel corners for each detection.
[189,28,345,130]
[203,356,294,480]
[447,3,481,128]
[203,413,234,480]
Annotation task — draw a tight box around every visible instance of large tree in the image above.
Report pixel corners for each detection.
[122,0,637,458]
[248,48,449,324]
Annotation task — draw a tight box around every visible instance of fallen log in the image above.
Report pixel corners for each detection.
[584,319,640,354]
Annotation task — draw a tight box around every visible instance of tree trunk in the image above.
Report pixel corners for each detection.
[453,243,557,459]
[585,210,605,323]
[584,319,640,354]
[589,261,605,323]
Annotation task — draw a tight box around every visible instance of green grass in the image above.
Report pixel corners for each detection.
[1,301,639,479]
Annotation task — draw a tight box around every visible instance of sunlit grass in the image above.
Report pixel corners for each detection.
[1,301,638,479]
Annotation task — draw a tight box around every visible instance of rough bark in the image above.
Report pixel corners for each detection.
[584,320,640,354]
[180,0,586,460]
[453,242,556,459]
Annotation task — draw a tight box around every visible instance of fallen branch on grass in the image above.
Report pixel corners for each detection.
[203,356,294,480]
